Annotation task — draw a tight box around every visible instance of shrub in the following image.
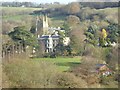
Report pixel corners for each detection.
[54,72,87,88]
[66,15,80,26]
[3,58,88,88]
[3,59,59,88]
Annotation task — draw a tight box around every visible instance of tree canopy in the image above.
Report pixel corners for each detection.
[107,23,119,43]
[101,29,107,39]
[8,26,37,46]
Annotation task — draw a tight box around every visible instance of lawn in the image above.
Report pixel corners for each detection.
[32,57,81,72]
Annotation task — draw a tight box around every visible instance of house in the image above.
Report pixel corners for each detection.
[38,35,59,53]
[96,64,112,77]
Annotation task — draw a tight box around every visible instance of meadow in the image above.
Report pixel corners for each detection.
[2,6,41,15]
[33,57,81,71]
[2,6,41,21]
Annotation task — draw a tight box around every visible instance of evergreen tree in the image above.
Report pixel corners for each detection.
[8,26,37,47]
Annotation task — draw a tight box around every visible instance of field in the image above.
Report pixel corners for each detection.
[2,7,66,27]
[2,6,41,15]
[50,15,66,27]
[33,57,81,71]
[2,6,41,20]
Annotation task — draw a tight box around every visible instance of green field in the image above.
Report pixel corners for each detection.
[2,7,41,21]
[32,57,81,71]
[2,6,41,14]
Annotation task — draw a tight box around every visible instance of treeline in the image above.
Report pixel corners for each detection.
[2,2,38,7]
[2,2,119,9]
[80,2,119,9]
[1,2,64,8]
[33,2,119,16]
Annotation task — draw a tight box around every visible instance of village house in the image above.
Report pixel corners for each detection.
[96,64,112,77]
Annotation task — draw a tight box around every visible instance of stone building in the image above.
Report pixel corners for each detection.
[35,15,49,37]
[36,15,63,54]
[38,35,59,53]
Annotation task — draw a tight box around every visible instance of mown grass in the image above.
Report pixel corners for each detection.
[32,57,81,72]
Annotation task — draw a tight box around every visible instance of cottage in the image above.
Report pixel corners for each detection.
[96,64,112,77]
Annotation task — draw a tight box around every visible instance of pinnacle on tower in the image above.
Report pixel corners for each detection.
[35,16,38,32]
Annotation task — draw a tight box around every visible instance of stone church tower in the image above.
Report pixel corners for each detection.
[35,15,49,37]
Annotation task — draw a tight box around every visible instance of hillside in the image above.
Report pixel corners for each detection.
[2,2,119,88]
[2,7,42,43]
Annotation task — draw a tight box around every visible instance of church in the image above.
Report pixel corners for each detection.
[35,15,69,54]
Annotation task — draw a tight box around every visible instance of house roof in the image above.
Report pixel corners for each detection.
[96,64,106,68]
[96,64,109,71]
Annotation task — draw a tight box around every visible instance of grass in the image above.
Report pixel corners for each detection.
[32,57,81,72]
[2,6,41,21]
[50,17,65,27]
[3,6,40,9]
[49,15,66,27]
[2,6,41,13]
[3,15,32,21]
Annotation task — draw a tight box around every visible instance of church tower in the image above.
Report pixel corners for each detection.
[35,15,49,36]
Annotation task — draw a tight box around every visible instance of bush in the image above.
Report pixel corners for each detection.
[66,15,80,26]
[83,44,103,58]
[55,72,87,88]
[3,59,88,88]
[100,75,114,85]
[3,59,59,88]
